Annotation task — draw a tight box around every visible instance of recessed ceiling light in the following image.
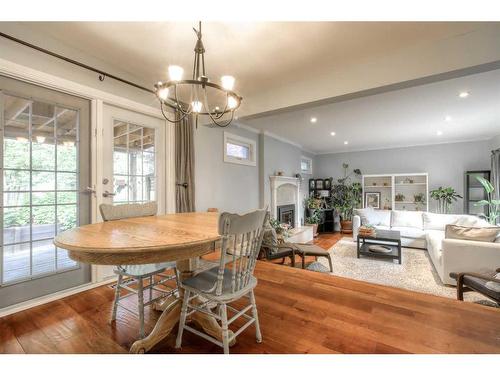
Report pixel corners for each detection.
[344,141,349,145]
[330,131,336,136]
[310,117,317,123]
[459,91,469,98]
[437,130,443,136]
[445,115,452,122]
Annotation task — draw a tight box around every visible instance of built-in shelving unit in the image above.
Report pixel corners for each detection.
[362,173,428,212]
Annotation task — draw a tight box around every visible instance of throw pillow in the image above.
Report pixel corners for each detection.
[262,221,278,256]
[354,207,373,225]
[455,215,493,228]
[485,273,500,293]
[445,224,500,242]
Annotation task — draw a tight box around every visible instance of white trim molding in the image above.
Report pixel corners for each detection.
[269,175,301,228]
[223,131,257,167]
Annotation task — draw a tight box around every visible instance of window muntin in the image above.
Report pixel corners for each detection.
[2,94,79,284]
[113,120,156,204]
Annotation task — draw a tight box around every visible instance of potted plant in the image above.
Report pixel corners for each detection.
[331,163,362,234]
[429,187,462,214]
[304,210,321,237]
[395,193,405,202]
[474,176,500,225]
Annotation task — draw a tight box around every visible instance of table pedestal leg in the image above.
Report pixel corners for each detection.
[129,257,235,353]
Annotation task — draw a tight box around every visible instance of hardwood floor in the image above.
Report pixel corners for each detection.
[1,233,499,354]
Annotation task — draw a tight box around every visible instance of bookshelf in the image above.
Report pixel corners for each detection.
[362,173,428,211]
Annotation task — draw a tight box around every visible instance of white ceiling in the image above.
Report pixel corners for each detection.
[242,68,500,154]
[11,22,500,117]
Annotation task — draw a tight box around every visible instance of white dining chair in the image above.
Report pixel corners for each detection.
[175,209,268,354]
[99,202,178,339]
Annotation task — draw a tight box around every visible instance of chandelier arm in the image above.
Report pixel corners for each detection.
[160,100,191,123]
[174,84,192,115]
[201,88,228,120]
[208,109,235,128]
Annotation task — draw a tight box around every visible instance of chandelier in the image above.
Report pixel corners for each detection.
[154,22,242,128]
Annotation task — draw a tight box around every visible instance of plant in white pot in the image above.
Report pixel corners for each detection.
[305,210,321,237]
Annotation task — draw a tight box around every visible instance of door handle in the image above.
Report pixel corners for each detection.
[102,190,116,198]
[82,186,96,196]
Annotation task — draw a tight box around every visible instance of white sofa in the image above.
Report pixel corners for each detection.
[353,208,500,285]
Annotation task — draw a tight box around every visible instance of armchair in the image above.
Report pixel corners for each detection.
[450,269,500,304]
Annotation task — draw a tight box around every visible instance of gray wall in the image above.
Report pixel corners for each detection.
[491,134,500,150]
[315,140,493,214]
[194,123,260,213]
[260,134,314,222]
[0,23,158,108]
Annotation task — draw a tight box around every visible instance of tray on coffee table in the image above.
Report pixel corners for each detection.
[357,229,402,264]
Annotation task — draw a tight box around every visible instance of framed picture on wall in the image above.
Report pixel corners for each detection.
[309,179,316,190]
[315,179,324,190]
[365,192,381,209]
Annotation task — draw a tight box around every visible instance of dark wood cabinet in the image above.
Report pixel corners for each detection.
[464,170,491,216]
[307,178,336,233]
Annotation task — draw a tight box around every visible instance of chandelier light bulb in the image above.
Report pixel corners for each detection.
[168,65,184,82]
[191,101,203,113]
[221,75,235,91]
[158,87,169,101]
[36,136,46,143]
[227,95,238,109]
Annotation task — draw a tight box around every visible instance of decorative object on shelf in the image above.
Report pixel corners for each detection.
[154,21,242,128]
[383,182,389,186]
[307,178,335,233]
[473,176,500,225]
[372,182,377,186]
[295,173,303,181]
[383,197,391,210]
[364,192,381,209]
[430,187,463,214]
[395,193,405,202]
[304,210,321,237]
[332,163,362,234]
[276,171,284,176]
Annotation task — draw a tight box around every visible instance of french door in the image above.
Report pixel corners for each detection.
[94,104,166,281]
[0,75,91,309]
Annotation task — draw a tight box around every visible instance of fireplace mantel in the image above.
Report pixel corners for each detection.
[269,176,301,228]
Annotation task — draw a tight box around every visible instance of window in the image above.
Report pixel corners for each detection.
[300,156,313,175]
[113,120,156,204]
[223,132,256,166]
[2,95,79,283]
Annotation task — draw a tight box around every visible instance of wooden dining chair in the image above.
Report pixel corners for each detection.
[175,209,268,354]
[99,202,178,338]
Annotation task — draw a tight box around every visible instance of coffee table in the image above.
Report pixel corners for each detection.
[357,229,402,264]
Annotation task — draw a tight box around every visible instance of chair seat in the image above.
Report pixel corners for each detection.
[182,266,257,301]
[293,243,329,256]
[451,272,500,302]
[116,261,176,277]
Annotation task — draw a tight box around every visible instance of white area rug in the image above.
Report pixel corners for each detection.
[317,239,488,303]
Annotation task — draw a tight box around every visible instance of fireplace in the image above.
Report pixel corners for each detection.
[277,204,295,228]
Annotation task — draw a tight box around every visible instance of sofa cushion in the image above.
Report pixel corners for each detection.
[422,212,461,231]
[391,210,423,229]
[355,208,391,226]
[426,229,445,265]
[354,207,374,225]
[374,225,391,231]
[445,224,500,243]
[455,215,493,228]
[390,226,426,239]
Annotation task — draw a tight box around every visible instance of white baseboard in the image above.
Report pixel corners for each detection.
[0,277,116,318]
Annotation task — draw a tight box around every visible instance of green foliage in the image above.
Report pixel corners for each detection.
[305,210,321,225]
[429,186,462,214]
[303,196,322,210]
[473,176,500,225]
[331,163,362,221]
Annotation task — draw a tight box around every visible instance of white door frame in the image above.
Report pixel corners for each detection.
[0,57,176,285]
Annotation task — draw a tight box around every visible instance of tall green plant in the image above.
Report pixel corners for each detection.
[429,187,462,214]
[331,163,362,221]
[474,176,500,225]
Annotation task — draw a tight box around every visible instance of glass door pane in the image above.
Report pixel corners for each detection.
[1,94,80,284]
[113,120,156,204]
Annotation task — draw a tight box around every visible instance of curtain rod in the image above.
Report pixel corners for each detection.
[0,31,175,109]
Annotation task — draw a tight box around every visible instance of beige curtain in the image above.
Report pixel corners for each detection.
[175,113,195,212]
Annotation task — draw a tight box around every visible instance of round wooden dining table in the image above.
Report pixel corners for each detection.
[54,211,227,353]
